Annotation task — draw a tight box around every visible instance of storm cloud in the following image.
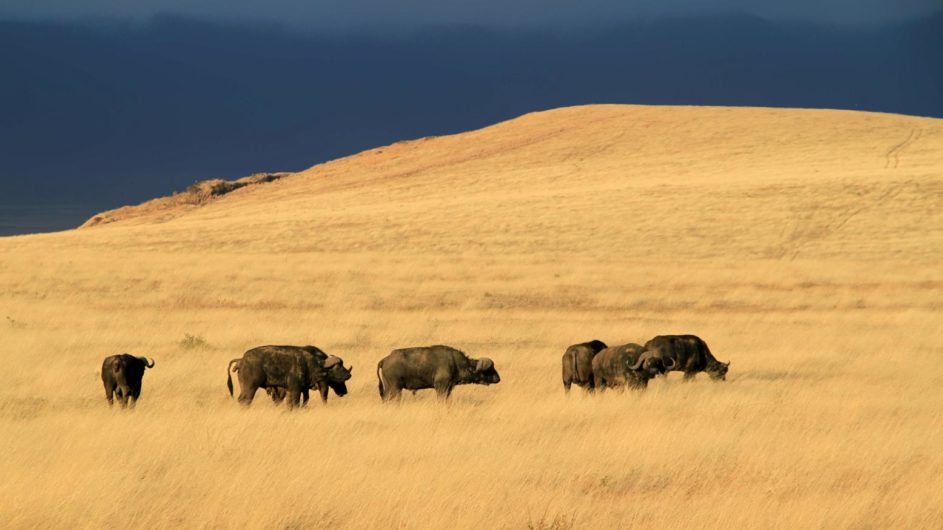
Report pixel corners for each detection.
[1,2,941,234]
[2,0,939,29]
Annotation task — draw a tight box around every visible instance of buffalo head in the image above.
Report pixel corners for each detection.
[323,355,353,395]
[707,361,729,381]
[473,357,501,385]
[628,351,671,379]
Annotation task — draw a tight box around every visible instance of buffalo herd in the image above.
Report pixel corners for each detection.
[565,335,729,393]
[100,334,728,408]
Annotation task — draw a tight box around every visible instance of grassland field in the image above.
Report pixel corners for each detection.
[0,105,941,528]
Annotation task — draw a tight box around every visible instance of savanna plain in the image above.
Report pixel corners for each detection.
[1,105,941,528]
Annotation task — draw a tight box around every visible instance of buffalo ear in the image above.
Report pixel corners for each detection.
[476,358,494,372]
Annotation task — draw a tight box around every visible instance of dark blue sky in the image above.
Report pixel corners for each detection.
[1,2,941,235]
[2,0,939,27]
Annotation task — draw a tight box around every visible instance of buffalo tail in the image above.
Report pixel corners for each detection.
[377,362,384,399]
[226,358,240,397]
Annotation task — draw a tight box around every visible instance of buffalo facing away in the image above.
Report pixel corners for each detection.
[592,343,673,390]
[644,335,729,381]
[227,345,351,409]
[377,345,500,401]
[101,354,155,407]
[562,339,607,393]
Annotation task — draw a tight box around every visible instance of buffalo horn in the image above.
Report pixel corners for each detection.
[476,358,494,372]
[323,356,341,369]
[629,351,650,370]
[139,356,155,368]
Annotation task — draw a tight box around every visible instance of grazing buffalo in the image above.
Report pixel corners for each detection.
[264,346,352,404]
[562,339,607,393]
[227,345,347,408]
[644,335,729,381]
[101,354,155,407]
[592,343,673,390]
[377,345,500,401]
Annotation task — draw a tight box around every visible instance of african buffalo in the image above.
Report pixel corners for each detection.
[264,346,352,404]
[228,360,290,404]
[227,345,347,408]
[591,343,673,390]
[644,335,729,381]
[562,339,607,393]
[101,354,155,407]
[377,345,500,401]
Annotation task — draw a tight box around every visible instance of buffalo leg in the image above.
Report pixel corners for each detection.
[285,387,302,410]
[104,383,116,406]
[302,388,310,407]
[434,382,453,400]
[116,386,130,407]
[128,386,141,408]
[384,386,402,402]
[563,379,572,394]
[319,384,329,403]
[593,375,606,393]
[433,370,454,400]
[267,387,287,404]
[683,372,697,381]
[238,385,258,406]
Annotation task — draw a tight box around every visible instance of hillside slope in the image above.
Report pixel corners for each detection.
[70,105,942,260]
[0,105,941,529]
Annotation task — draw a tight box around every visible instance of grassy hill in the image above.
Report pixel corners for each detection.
[1,105,941,528]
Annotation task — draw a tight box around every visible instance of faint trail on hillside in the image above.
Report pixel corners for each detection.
[772,125,926,260]
[885,128,921,169]
[563,127,631,174]
[774,179,916,261]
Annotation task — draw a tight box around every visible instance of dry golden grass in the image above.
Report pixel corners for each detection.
[1,105,941,528]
